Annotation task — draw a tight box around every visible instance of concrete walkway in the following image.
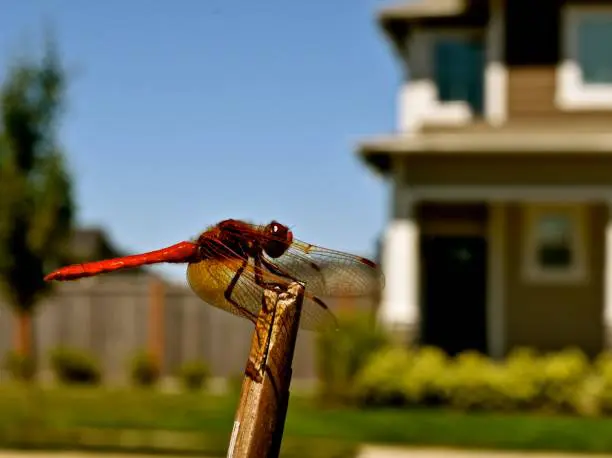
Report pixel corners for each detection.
[0,454,197,458]
[358,446,612,458]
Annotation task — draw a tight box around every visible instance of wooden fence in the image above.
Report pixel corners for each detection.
[0,272,378,384]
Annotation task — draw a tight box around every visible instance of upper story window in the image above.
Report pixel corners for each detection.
[401,29,485,131]
[558,5,612,110]
[433,36,485,116]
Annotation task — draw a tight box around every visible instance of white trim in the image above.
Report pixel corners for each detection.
[398,80,473,132]
[557,4,612,110]
[379,178,420,332]
[411,185,612,202]
[521,203,589,285]
[485,0,507,125]
[378,217,420,330]
[487,203,505,359]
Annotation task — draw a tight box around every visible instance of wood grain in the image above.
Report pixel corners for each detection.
[226,282,305,458]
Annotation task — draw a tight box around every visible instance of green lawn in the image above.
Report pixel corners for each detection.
[2,384,612,456]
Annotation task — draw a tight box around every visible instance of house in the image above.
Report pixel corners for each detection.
[357,0,612,358]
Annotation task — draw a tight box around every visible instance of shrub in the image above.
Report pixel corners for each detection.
[49,347,101,385]
[178,360,210,391]
[3,351,35,381]
[352,344,604,415]
[315,310,388,404]
[442,350,509,411]
[538,347,590,412]
[354,346,412,406]
[129,351,160,387]
[401,346,449,406]
[497,347,542,410]
[573,351,612,416]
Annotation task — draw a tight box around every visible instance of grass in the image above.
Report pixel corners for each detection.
[2,384,612,455]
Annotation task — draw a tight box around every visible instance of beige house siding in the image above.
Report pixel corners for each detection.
[505,0,612,120]
[403,155,612,186]
[507,67,557,117]
[418,202,488,236]
[504,203,605,357]
[507,64,612,122]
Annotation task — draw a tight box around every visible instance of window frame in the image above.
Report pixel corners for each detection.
[407,27,486,126]
[557,4,612,110]
[521,203,589,284]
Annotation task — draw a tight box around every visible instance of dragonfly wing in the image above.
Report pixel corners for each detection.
[299,295,338,331]
[265,240,384,298]
[186,236,339,331]
[187,258,337,332]
[187,257,265,323]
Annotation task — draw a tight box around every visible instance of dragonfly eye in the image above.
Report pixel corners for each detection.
[263,221,291,258]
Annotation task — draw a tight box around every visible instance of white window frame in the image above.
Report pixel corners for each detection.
[521,203,589,284]
[557,4,612,110]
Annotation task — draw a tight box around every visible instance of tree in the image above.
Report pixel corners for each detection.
[0,39,75,362]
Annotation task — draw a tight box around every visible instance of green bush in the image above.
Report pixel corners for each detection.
[401,346,449,406]
[49,347,101,385]
[129,351,160,387]
[442,350,508,411]
[178,360,210,391]
[315,310,388,405]
[497,347,542,410]
[538,347,590,412]
[354,346,412,406]
[353,344,606,415]
[3,351,35,381]
[572,351,612,416]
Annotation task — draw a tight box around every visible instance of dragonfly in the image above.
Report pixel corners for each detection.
[44,219,384,332]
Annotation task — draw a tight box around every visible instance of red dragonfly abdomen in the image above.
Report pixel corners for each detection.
[43,241,200,281]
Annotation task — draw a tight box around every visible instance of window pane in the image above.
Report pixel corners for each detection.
[433,37,485,115]
[577,16,612,84]
[535,214,574,268]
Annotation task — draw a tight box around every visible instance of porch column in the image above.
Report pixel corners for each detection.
[378,179,420,345]
[604,202,612,349]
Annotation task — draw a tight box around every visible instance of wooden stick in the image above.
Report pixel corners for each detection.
[226,282,305,458]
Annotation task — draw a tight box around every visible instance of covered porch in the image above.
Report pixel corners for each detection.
[358,129,612,358]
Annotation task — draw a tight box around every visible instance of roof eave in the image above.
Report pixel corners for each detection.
[356,131,612,175]
[376,0,467,51]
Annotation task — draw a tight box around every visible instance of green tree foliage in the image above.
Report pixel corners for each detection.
[0,38,75,356]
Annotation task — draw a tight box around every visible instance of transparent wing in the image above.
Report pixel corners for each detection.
[186,238,337,331]
[263,239,384,298]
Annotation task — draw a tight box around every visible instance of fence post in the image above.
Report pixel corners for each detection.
[148,277,165,374]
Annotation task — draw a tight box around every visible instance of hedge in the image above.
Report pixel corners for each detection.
[353,345,612,416]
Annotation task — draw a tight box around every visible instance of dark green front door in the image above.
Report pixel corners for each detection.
[421,235,488,356]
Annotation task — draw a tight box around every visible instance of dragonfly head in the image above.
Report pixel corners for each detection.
[263,220,293,258]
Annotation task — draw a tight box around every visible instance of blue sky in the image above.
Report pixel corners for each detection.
[1,0,401,281]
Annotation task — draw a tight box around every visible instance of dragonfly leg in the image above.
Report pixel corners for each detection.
[260,253,335,322]
[224,259,258,324]
[260,255,297,282]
